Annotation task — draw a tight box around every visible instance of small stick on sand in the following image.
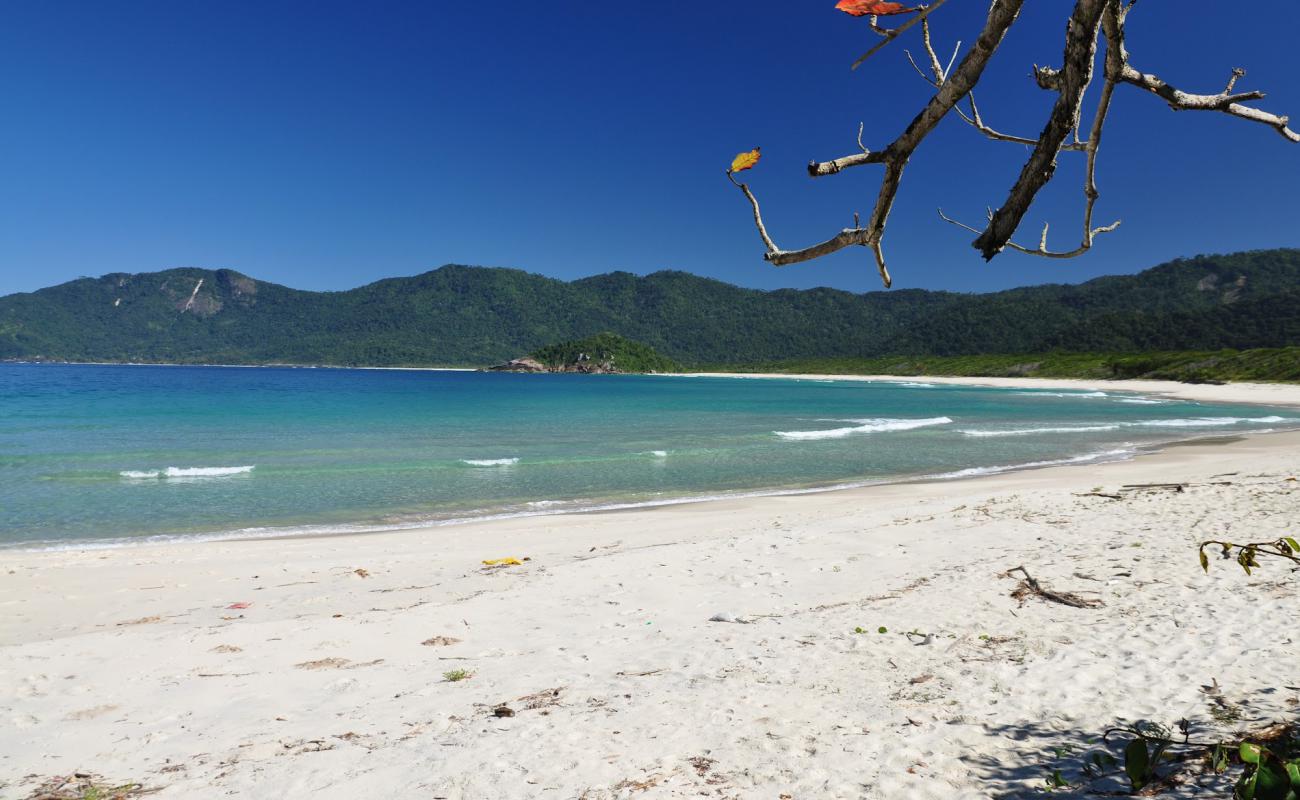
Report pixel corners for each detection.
[1005,566,1104,609]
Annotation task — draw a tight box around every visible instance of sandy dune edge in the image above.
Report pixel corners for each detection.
[2,432,1298,798]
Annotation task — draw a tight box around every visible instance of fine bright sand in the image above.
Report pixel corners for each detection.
[3,377,1300,799]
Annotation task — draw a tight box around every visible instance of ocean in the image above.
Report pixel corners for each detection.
[1,363,1294,549]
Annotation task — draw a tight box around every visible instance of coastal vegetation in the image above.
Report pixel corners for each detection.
[1,249,1298,372]
[528,333,679,374]
[722,347,1300,384]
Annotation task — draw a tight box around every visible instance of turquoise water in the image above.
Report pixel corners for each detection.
[1,364,1295,549]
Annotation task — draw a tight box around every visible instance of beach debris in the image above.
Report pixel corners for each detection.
[116,615,162,626]
[615,668,665,677]
[1005,566,1103,609]
[481,557,527,567]
[353,568,370,578]
[708,612,750,624]
[443,668,474,682]
[1121,482,1187,494]
[421,635,462,647]
[492,705,515,718]
[294,658,385,671]
[22,773,157,799]
[226,602,252,610]
[296,658,351,670]
[517,687,564,710]
[210,644,243,653]
[1075,491,1122,500]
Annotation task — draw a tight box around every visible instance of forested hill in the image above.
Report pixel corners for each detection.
[1,249,1297,367]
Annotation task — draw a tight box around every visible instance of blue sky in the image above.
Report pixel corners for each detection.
[1,1,1297,297]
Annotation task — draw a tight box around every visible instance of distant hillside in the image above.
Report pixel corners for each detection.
[1,249,1298,367]
[527,333,679,373]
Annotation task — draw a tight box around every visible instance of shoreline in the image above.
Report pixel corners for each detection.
[677,371,1300,408]
[4,426,1297,797]
[5,427,1287,555]
[9,360,1300,408]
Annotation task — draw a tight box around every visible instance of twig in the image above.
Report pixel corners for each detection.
[850,0,951,70]
[764,0,1025,287]
[1005,565,1104,608]
[727,171,779,255]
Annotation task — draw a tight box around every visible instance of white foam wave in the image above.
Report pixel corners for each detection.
[932,448,1135,479]
[775,416,952,441]
[462,458,520,467]
[1135,416,1289,428]
[165,466,254,478]
[526,500,564,508]
[121,466,254,479]
[960,425,1121,437]
[649,450,668,458]
[1116,398,1167,405]
[898,382,937,388]
[1015,391,1108,398]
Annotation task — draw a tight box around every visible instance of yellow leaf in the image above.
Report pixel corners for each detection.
[729,148,761,174]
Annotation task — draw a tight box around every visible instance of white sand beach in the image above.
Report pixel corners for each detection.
[3,384,1300,798]
[680,373,1300,409]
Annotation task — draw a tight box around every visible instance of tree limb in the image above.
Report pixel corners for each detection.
[726,171,779,254]
[972,0,1108,260]
[1118,65,1299,143]
[850,0,952,71]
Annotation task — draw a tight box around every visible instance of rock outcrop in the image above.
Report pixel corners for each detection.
[487,357,549,373]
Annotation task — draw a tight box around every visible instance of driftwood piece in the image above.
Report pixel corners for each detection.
[1121,483,1187,493]
[1005,566,1103,608]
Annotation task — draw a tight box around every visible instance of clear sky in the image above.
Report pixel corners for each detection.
[1,2,1297,297]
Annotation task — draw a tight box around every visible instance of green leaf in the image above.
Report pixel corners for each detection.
[1286,760,1300,788]
[1125,738,1150,790]
[1201,549,1211,572]
[1243,743,1264,765]
[1283,537,1299,553]
[877,626,888,634]
[1254,760,1293,800]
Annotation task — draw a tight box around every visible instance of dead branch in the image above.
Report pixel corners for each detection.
[727,171,779,254]
[972,0,1107,260]
[1116,58,1299,143]
[1005,565,1104,608]
[760,0,1026,287]
[850,0,952,71]
[732,0,1296,284]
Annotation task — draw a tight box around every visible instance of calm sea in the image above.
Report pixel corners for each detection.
[1,364,1293,549]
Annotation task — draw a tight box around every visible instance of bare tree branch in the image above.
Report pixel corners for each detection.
[972,0,1108,260]
[729,0,1296,285]
[726,171,779,254]
[952,93,1089,151]
[777,0,1026,286]
[850,0,951,71]
[1118,65,1299,143]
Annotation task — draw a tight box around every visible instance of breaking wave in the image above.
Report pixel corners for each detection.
[960,425,1122,437]
[461,458,520,467]
[932,448,1136,479]
[121,466,255,479]
[1015,391,1109,398]
[775,416,952,441]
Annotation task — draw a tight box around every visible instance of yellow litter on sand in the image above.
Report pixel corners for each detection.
[482,557,523,566]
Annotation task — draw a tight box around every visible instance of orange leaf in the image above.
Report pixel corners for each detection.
[729,148,761,174]
[834,0,918,16]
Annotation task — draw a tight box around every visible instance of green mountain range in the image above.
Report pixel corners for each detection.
[1,249,1297,367]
